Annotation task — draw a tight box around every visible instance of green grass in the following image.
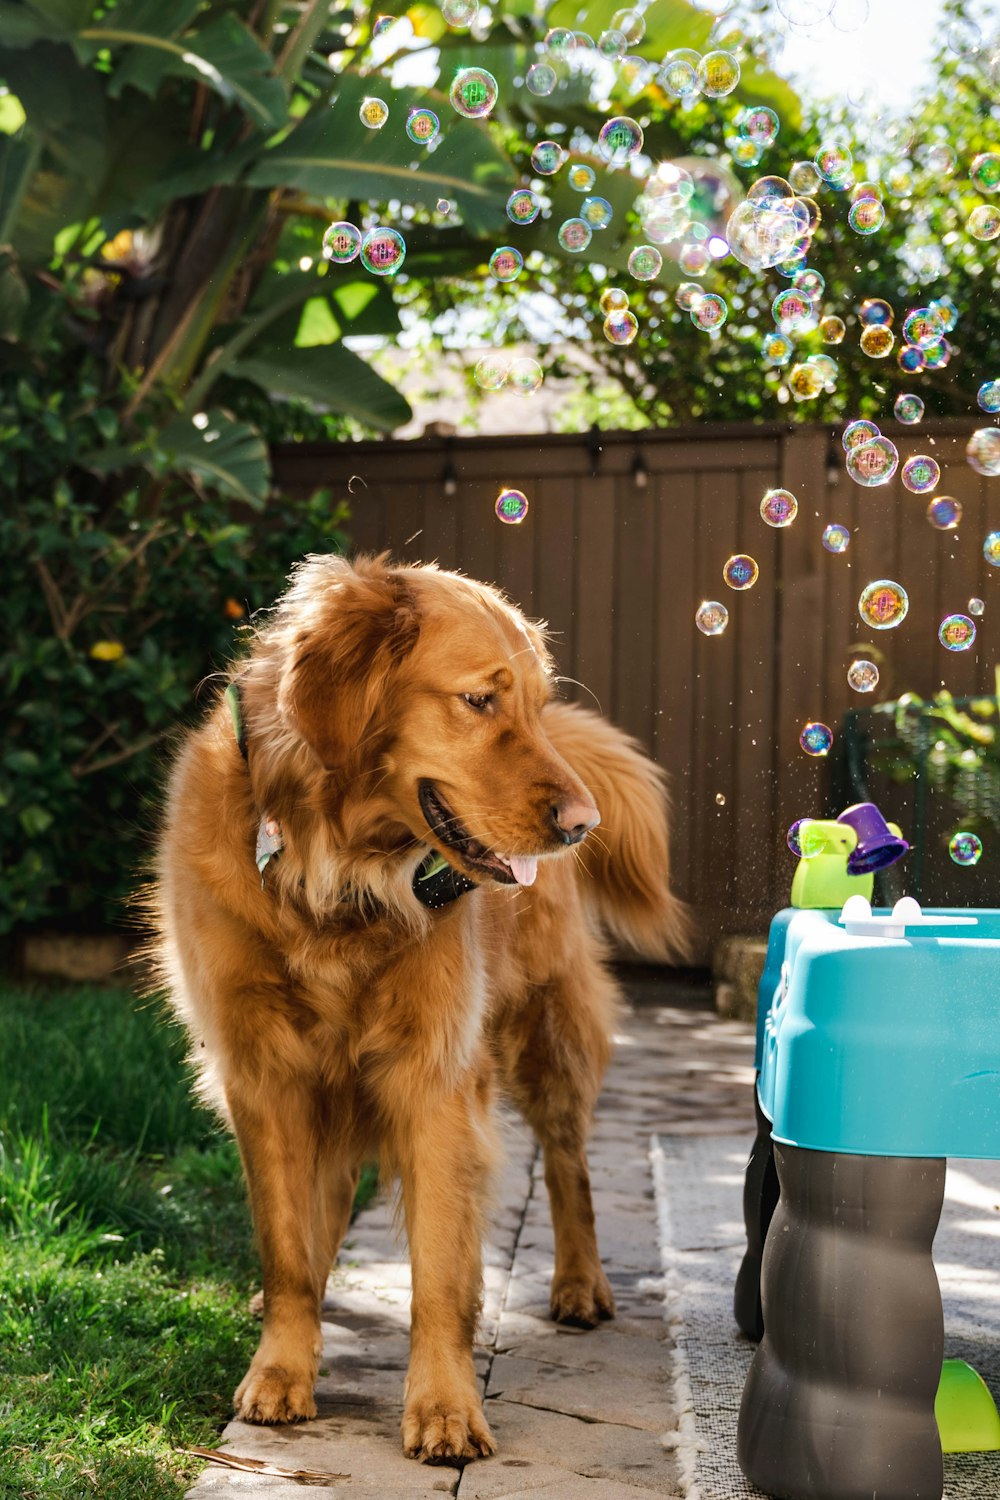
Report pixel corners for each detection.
[0,980,378,1500]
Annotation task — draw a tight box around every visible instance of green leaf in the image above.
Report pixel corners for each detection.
[20,805,54,837]
[157,410,272,509]
[230,344,411,432]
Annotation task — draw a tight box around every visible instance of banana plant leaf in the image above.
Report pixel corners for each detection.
[230,343,411,432]
[85,408,272,509]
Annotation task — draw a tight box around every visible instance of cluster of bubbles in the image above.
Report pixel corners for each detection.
[322,222,406,276]
[471,353,543,393]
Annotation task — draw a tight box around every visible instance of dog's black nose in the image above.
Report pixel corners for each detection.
[551,799,601,845]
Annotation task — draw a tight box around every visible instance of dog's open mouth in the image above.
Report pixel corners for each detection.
[417,780,537,886]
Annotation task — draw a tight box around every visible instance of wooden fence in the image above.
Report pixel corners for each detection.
[272,420,999,960]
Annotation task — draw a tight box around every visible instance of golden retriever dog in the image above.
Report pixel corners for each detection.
[148,551,689,1463]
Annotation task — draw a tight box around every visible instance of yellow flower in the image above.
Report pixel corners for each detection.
[90,641,125,662]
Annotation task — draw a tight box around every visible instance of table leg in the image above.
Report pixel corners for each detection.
[734,1088,780,1342]
[737,1144,946,1500]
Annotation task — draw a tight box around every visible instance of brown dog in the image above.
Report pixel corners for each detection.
[147,552,689,1462]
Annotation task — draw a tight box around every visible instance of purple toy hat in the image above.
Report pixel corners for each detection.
[837,802,910,875]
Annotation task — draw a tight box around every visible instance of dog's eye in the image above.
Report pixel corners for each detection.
[463,692,493,712]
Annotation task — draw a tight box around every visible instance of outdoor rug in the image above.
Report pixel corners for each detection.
[651,1134,1000,1500]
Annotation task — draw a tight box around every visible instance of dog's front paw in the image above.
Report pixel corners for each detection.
[234,1362,318,1424]
[550,1268,616,1329]
[401,1394,496,1463]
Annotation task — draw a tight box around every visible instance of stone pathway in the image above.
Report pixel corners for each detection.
[187,976,756,1499]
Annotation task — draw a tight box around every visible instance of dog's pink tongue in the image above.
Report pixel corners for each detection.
[507,855,537,886]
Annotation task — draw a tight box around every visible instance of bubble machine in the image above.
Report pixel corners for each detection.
[735,803,1000,1500]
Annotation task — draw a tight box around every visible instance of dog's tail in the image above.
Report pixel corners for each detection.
[543,700,695,963]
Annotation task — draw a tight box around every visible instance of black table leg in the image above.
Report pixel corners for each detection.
[734,1087,780,1341]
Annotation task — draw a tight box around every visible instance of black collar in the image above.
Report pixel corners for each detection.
[224,681,475,910]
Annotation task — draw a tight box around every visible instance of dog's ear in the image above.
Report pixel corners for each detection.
[278,563,419,770]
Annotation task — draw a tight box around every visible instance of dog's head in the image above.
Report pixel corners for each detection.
[275,553,600,887]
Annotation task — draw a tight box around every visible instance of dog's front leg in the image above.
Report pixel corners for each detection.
[227,1079,324,1424]
[394,1088,497,1463]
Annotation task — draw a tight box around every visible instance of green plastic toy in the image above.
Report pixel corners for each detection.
[936,1359,1000,1452]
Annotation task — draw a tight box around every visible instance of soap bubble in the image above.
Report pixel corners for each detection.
[815,142,853,183]
[898,344,926,373]
[543,26,573,56]
[581,195,613,228]
[597,28,627,60]
[789,160,823,194]
[843,418,880,450]
[526,62,557,96]
[695,599,729,636]
[659,49,702,98]
[760,488,798,526]
[558,217,592,252]
[611,7,644,42]
[495,488,528,524]
[450,67,499,118]
[436,198,451,215]
[598,116,644,163]
[360,226,406,275]
[949,831,983,866]
[726,199,802,272]
[788,361,826,401]
[977,380,1000,413]
[848,659,880,692]
[970,152,1000,193]
[442,0,478,25]
[820,316,846,344]
[969,597,985,617]
[860,325,894,358]
[968,204,1000,240]
[939,613,976,651]
[405,107,440,145]
[568,163,596,192]
[822,523,851,553]
[322,221,362,263]
[359,96,389,129]
[628,244,662,280]
[894,393,924,424]
[531,140,565,174]
[739,106,780,147]
[730,136,764,168]
[603,309,638,345]
[679,242,712,276]
[984,532,1000,566]
[600,287,629,314]
[723,554,759,590]
[692,293,728,331]
[901,454,940,493]
[859,579,909,629]
[927,496,962,529]
[787,819,827,859]
[506,188,540,224]
[902,306,946,348]
[508,357,543,394]
[761,332,794,366]
[968,429,1000,476]
[860,297,893,326]
[488,246,523,282]
[772,288,813,331]
[848,198,884,234]
[372,14,396,36]
[698,51,740,96]
[793,267,825,300]
[800,721,833,757]
[473,354,508,391]
[848,436,899,485]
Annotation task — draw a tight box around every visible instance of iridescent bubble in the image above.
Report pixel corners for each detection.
[970,152,1000,193]
[929,294,958,331]
[793,268,825,301]
[968,204,1000,240]
[884,163,913,197]
[847,436,899,486]
[405,107,440,144]
[568,163,597,192]
[851,179,881,202]
[488,245,523,282]
[787,819,819,858]
[723,554,759,590]
[923,143,955,176]
[977,380,1000,413]
[372,14,396,36]
[627,244,662,280]
[760,488,798,527]
[858,579,909,629]
[815,141,853,183]
[675,282,703,311]
[473,354,508,391]
[927,496,962,530]
[848,197,884,233]
[570,29,595,50]
[968,429,1000,476]
[949,831,983,866]
[659,48,702,98]
[442,0,478,26]
[495,487,528,524]
[695,599,729,636]
[611,7,645,43]
[843,418,881,450]
[861,325,894,358]
[543,26,574,57]
[788,361,825,401]
[725,199,802,273]
[697,50,740,97]
[820,315,846,344]
[603,309,639,345]
[902,306,946,349]
[822,523,851,553]
[739,106,779,146]
[901,454,940,494]
[772,288,813,331]
[939,613,977,651]
[506,188,540,225]
[597,27,627,60]
[581,195,613,229]
[600,287,629,314]
[322,221,362,264]
[747,174,794,205]
[922,339,951,370]
[860,297,893,326]
[557,217,592,252]
[730,136,764,168]
[450,67,499,119]
[947,17,982,56]
[598,116,644,164]
[894,392,924,424]
[360,226,406,275]
[969,597,985,618]
[359,96,390,129]
[762,332,794,366]
[789,160,823,194]
[692,293,728,331]
[436,198,451,215]
[530,140,565,175]
[848,659,880,692]
[800,721,833,757]
[508,356,543,394]
[985,531,1000,566]
[898,344,926,373]
[526,62,557,96]
[679,242,712,276]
